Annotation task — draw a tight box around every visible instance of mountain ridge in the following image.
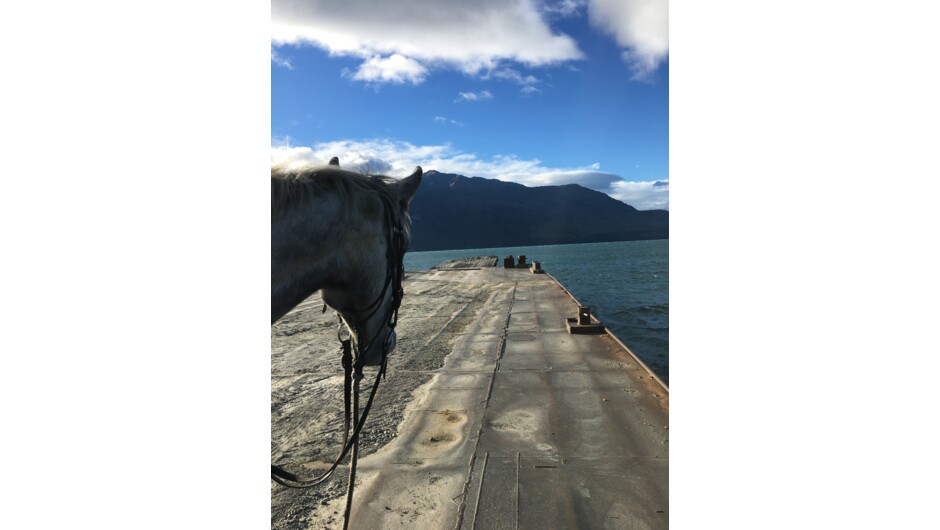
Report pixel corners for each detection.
[407,170,668,252]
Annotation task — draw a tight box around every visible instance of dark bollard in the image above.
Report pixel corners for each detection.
[565,305,605,334]
[504,255,515,268]
[517,255,527,268]
[578,306,592,325]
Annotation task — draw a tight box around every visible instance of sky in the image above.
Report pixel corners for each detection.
[271,0,669,210]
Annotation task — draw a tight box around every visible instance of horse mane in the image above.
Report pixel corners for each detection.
[271,164,412,240]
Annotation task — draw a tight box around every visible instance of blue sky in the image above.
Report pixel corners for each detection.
[271,0,669,210]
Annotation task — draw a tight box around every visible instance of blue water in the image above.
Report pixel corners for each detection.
[405,240,669,385]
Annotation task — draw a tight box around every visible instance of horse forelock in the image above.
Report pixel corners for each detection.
[271,164,413,242]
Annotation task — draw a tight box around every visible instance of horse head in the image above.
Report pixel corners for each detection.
[320,165,422,367]
[271,159,422,369]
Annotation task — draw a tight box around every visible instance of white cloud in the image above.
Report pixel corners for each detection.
[456,90,493,102]
[490,68,539,85]
[434,116,465,127]
[271,0,584,84]
[609,179,669,210]
[488,68,542,94]
[588,0,668,80]
[271,139,668,210]
[521,85,542,95]
[540,0,587,17]
[271,48,293,70]
[349,54,427,84]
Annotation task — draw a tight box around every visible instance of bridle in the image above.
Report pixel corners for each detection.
[271,193,407,529]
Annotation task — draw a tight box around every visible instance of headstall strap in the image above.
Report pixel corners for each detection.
[341,338,352,445]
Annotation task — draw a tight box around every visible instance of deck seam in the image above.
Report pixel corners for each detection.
[452,281,516,530]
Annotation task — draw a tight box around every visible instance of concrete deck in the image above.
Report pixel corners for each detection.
[272,267,668,529]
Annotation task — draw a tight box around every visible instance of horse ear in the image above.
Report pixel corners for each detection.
[328,157,340,166]
[398,166,422,209]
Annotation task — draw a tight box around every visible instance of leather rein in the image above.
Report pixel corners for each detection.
[271,198,406,527]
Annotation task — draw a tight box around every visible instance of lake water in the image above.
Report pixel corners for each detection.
[405,240,669,385]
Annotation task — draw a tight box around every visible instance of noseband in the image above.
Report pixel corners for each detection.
[271,190,407,528]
